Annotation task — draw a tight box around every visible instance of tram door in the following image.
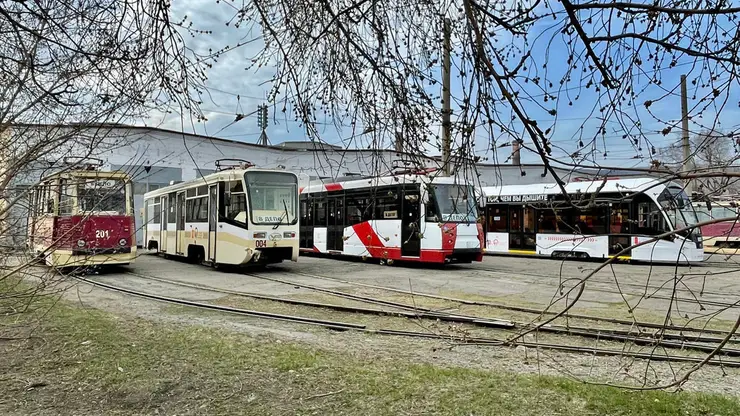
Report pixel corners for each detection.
[160,196,168,253]
[176,191,185,254]
[326,195,344,251]
[401,187,421,257]
[208,184,218,262]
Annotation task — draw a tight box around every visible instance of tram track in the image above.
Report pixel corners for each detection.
[467,265,740,310]
[114,269,740,355]
[70,272,740,368]
[282,270,740,338]
[469,264,736,299]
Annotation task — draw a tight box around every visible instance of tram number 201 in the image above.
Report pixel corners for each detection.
[95,230,110,239]
[255,240,267,248]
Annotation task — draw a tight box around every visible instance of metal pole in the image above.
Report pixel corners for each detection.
[680,74,693,193]
[441,18,452,176]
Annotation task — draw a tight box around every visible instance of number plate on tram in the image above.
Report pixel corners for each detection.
[255,240,267,248]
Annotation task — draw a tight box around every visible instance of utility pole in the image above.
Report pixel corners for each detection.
[680,75,693,193]
[395,131,404,153]
[441,18,452,176]
[257,104,270,146]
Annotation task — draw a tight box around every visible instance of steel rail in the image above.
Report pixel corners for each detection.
[242,272,740,355]
[121,271,514,329]
[468,265,740,310]
[72,273,740,368]
[288,271,740,338]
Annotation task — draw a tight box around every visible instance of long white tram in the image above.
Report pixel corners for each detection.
[143,161,299,266]
[480,177,705,264]
[299,170,483,264]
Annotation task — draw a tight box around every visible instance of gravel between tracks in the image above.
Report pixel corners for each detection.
[53,254,740,395]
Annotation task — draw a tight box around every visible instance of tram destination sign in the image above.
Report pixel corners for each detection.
[486,194,550,203]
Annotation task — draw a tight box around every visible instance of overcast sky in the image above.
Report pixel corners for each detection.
[150,1,740,169]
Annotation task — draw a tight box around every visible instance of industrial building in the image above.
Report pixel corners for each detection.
[2,124,644,247]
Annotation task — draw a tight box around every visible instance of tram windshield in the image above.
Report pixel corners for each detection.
[658,186,700,235]
[428,184,478,223]
[76,178,127,215]
[244,172,298,226]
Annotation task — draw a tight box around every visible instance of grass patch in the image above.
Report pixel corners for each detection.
[1,292,739,415]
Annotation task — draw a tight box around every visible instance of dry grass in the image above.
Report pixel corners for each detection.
[2,286,740,415]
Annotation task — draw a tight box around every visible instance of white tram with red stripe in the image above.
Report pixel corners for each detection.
[299,171,484,264]
[480,177,705,264]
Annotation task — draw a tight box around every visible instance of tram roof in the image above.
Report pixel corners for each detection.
[481,177,667,199]
[300,173,469,194]
[36,169,131,184]
[143,167,297,199]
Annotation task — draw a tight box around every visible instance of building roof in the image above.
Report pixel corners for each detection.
[276,140,343,151]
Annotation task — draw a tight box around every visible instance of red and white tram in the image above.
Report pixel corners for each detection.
[27,160,136,269]
[299,171,483,264]
[694,199,740,251]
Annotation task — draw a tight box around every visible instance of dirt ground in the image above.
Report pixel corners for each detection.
[50,252,740,396]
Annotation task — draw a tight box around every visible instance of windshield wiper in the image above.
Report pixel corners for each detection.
[272,199,291,229]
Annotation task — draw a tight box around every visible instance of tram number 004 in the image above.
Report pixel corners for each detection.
[95,230,110,239]
[255,240,267,248]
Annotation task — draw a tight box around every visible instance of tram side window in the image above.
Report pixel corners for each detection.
[299,196,308,225]
[152,197,161,224]
[44,185,55,214]
[636,201,666,236]
[186,196,208,222]
[313,196,327,226]
[537,208,559,233]
[375,187,400,220]
[486,205,508,232]
[610,205,630,234]
[574,205,608,235]
[167,193,177,223]
[198,196,208,221]
[31,188,39,216]
[345,191,371,225]
[59,179,74,216]
[302,196,314,227]
[186,198,196,222]
[330,195,344,225]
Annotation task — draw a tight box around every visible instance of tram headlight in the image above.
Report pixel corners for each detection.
[77,239,86,247]
[118,238,127,246]
[253,232,266,239]
[283,231,296,238]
